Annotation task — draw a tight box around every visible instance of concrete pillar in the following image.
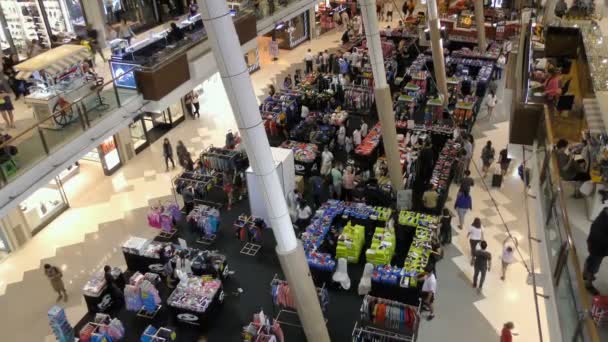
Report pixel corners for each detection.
[543,0,558,27]
[198,1,330,341]
[82,0,107,48]
[473,0,487,52]
[309,6,317,39]
[115,126,136,163]
[426,0,449,105]
[359,0,403,192]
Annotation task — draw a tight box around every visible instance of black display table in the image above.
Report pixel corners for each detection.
[370,281,421,307]
[83,286,114,314]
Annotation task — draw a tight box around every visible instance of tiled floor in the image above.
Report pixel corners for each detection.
[0,17,553,342]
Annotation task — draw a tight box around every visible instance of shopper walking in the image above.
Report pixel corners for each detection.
[162,138,175,171]
[460,170,475,193]
[472,240,491,293]
[501,236,517,280]
[337,123,346,150]
[439,208,454,245]
[468,218,484,264]
[501,322,515,342]
[191,91,200,118]
[485,91,498,119]
[0,84,14,129]
[309,174,324,208]
[481,140,495,177]
[322,50,329,73]
[454,190,472,229]
[330,163,343,199]
[295,199,313,234]
[118,18,135,45]
[320,146,334,176]
[345,136,354,156]
[86,25,106,63]
[495,53,506,79]
[305,49,314,74]
[44,264,67,302]
[283,74,293,90]
[360,121,368,137]
[385,0,394,22]
[418,265,437,320]
[223,171,234,210]
[342,166,356,201]
[498,148,511,176]
[463,134,474,172]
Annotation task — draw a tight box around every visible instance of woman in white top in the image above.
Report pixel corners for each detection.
[501,236,518,280]
[295,200,313,233]
[353,129,362,146]
[118,18,135,45]
[467,218,484,264]
[192,92,200,118]
[320,147,334,176]
[486,91,498,118]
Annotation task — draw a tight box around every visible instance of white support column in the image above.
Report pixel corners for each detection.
[197,1,330,341]
[359,0,404,192]
[309,5,317,39]
[426,0,449,105]
[474,0,487,52]
[83,0,107,48]
[543,0,558,27]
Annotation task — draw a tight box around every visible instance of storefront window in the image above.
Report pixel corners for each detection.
[99,136,121,172]
[103,0,185,33]
[1,0,50,55]
[130,118,148,152]
[43,0,86,38]
[274,11,309,49]
[168,100,184,122]
[18,178,68,235]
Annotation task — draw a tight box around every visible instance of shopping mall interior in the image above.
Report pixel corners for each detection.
[0,0,606,341]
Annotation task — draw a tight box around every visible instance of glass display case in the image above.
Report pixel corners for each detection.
[19,178,68,235]
[129,117,149,154]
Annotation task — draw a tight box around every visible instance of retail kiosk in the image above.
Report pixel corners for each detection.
[15,45,97,129]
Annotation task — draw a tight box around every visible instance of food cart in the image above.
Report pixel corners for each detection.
[15,45,98,129]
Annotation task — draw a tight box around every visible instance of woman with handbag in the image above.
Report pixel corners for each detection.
[481,140,495,177]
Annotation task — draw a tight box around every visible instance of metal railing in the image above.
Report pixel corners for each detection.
[0,68,140,187]
[537,106,601,342]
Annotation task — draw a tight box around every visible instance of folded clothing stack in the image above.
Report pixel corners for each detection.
[355,123,382,156]
[366,227,396,266]
[280,140,319,163]
[335,221,365,263]
[167,278,222,313]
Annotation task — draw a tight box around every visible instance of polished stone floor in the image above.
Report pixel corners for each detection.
[0,17,553,342]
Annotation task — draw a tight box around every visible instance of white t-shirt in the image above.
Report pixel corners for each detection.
[469,225,483,240]
[486,94,497,108]
[421,273,437,294]
[321,151,334,165]
[305,52,314,62]
[385,2,394,12]
[502,244,515,263]
[297,206,312,220]
[353,130,362,145]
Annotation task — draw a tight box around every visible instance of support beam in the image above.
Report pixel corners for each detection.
[426,0,449,105]
[474,0,487,52]
[359,0,404,192]
[81,0,107,48]
[543,0,558,27]
[197,1,330,341]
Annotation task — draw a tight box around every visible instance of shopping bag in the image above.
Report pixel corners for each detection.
[492,173,503,187]
[580,181,594,197]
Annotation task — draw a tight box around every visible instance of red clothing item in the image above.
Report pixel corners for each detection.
[544,76,561,100]
[500,328,513,342]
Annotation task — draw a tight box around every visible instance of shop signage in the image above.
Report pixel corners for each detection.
[177,313,199,323]
[495,21,505,41]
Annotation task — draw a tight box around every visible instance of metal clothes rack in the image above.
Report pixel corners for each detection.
[192,200,222,245]
[150,199,179,239]
[356,295,421,342]
[171,171,223,210]
[269,274,328,328]
[352,322,412,341]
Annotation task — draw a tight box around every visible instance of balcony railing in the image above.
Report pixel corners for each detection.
[0,70,140,187]
[536,106,601,342]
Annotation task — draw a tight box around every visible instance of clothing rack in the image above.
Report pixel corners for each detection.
[359,295,421,342]
[344,85,374,113]
[200,147,247,172]
[269,274,329,328]
[352,321,412,341]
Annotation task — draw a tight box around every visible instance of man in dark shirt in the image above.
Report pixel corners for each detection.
[472,241,491,293]
[460,170,474,193]
[168,22,185,43]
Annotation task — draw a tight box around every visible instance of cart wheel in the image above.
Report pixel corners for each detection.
[52,103,74,127]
